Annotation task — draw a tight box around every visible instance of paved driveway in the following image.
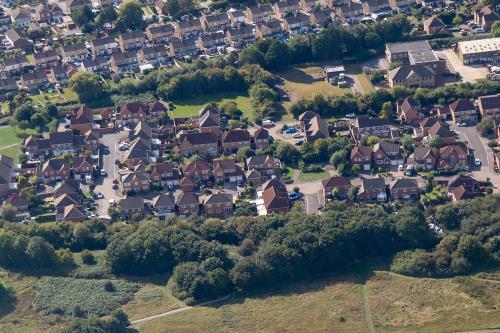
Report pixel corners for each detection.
[437,49,489,83]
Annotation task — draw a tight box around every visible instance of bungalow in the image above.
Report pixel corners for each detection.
[180,132,219,156]
[213,159,244,183]
[449,99,477,125]
[350,145,372,171]
[321,176,351,199]
[390,178,419,201]
[222,129,251,152]
[201,192,234,218]
[176,191,200,216]
[150,193,175,217]
[119,196,146,219]
[182,159,211,182]
[358,177,387,202]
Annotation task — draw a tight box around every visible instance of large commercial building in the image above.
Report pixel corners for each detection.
[456,37,500,65]
[385,40,447,73]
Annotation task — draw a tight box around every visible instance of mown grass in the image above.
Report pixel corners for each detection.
[298,169,331,182]
[171,92,253,121]
[124,284,182,321]
[33,277,139,317]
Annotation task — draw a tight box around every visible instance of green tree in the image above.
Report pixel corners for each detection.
[96,5,117,27]
[274,141,301,166]
[71,6,94,27]
[0,204,17,222]
[347,185,359,201]
[364,32,382,49]
[477,118,494,137]
[239,46,265,67]
[380,101,394,118]
[429,135,442,148]
[118,0,145,30]
[26,236,56,268]
[69,72,105,103]
[452,15,463,25]
[264,40,290,71]
[492,21,500,37]
[400,134,415,155]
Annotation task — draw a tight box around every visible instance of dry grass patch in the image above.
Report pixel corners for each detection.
[367,271,500,333]
[136,276,367,333]
[123,284,183,321]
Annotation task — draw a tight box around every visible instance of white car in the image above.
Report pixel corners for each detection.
[345,113,357,118]
[457,122,467,127]
[474,158,481,166]
[293,133,304,138]
[109,199,116,205]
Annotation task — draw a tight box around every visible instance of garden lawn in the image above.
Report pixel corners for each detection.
[171,92,253,121]
[356,74,375,94]
[298,169,331,182]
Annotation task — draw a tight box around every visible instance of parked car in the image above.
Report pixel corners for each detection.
[293,133,304,138]
[109,199,116,205]
[474,158,481,166]
[112,183,119,190]
[96,192,104,199]
[284,128,297,134]
[100,170,107,177]
[457,122,467,127]
[345,113,357,118]
[295,139,304,146]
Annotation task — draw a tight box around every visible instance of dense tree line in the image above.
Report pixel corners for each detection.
[391,195,500,277]
[59,309,133,333]
[290,80,500,119]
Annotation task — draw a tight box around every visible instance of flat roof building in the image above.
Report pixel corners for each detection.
[456,37,500,65]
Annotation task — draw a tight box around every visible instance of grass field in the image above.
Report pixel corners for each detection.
[356,74,375,94]
[123,285,182,321]
[0,126,38,162]
[135,271,500,333]
[298,169,331,182]
[171,92,253,121]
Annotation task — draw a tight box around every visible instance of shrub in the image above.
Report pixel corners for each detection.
[81,250,95,265]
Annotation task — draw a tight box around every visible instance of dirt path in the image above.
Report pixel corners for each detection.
[0,143,21,150]
[131,294,232,326]
[361,284,376,333]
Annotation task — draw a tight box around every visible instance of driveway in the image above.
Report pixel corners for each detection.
[436,49,489,83]
[94,130,126,216]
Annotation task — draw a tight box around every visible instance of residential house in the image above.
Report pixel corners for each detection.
[226,25,255,47]
[308,9,332,27]
[116,102,150,126]
[168,39,198,58]
[388,64,436,88]
[146,24,175,43]
[417,117,438,138]
[255,19,283,39]
[10,8,31,27]
[222,129,251,152]
[372,141,404,167]
[81,57,111,74]
[111,51,138,73]
[5,28,31,50]
[0,155,16,198]
[350,145,373,171]
[448,174,478,193]
[119,196,146,219]
[48,131,75,155]
[149,163,180,188]
[23,135,50,159]
[253,127,269,150]
[176,191,199,216]
[273,0,300,19]
[180,132,219,156]
[198,106,221,134]
[5,195,28,215]
[121,171,150,193]
[358,177,387,202]
[397,97,420,125]
[0,10,11,33]
[201,192,234,218]
[0,78,18,94]
[474,6,499,31]
[245,4,274,23]
[36,3,63,23]
[73,156,94,179]
[282,12,311,34]
[388,0,414,10]
[42,158,71,181]
[390,178,419,201]
[246,169,263,187]
[262,178,289,214]
[66,0,92,13]
[336,2,364,21]
[449,99,477,125]
[20,71,49,91]
[151,193,175,217]
[1,55,30,74]
[321,176,351,199]
[200,12,230,31]
[32,50,59,69]
[118,31,145,51]
[179,176,195,192]
[361,0,391,14]
[77,130,100,152]
[213,159,244,183]
[408,146,438,170]
[173,20,203,38]
[495,151,500,171]
[54,192,81,220]
[300,0,320,12]
[62,204,86,222]
[426,121,455,145]
[478,94,500,122]
[70,105,94,134]
[227,8,246,24]
[48,66,69,85]
[196,32,226,53]
[437,144,468,170]
[299,111,329,142]
[139,45,167,65]
[423,15,448,35]
[124,138,152,169]
[247,154,281,179]
[182,159,211,182]
[351,115,392,140]
[91,37,118,57]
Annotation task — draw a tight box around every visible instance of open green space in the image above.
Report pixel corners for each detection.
[171,92,253,121]
[0,126,38,162]
[136,271,500,333]
[298,169,331,182]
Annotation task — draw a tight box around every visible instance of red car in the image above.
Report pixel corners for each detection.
[112,178,119,184]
